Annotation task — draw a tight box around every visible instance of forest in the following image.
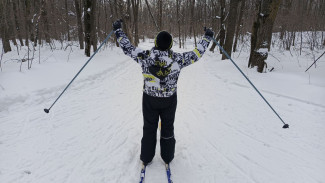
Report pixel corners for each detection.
[1,1,325,182]
[0,0,325,72]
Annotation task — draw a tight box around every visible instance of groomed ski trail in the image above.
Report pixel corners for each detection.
[1,57,145,183]
[1,44,325,183]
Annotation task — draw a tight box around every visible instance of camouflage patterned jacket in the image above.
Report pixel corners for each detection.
[115,29,211,98]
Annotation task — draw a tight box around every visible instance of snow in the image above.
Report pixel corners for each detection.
[257,48,268,56]
[1,38,325,183]
[68,11,76,16]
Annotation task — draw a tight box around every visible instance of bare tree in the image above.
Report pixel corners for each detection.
[222,0,240,60]
[233,0,245,52]
[1,0,12,53]
[158,0,163,30]
[65,0,71,41]
[145,0,159,31]
[1,0,324,61]
[190,0,197,46]
[12,0,24,46]
[123,0,133,39]
[90,0,98,51]
[210,0,226,53]
[176,0,182,48]
[248,0,282,73]
[74,0,84,49]
[32,0,41,47]
[131,0,141,46]
[40,0,50,44]
[84,0,92,57]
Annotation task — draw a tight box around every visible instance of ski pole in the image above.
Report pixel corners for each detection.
[44,30,115,113]
[210,36,289,129]
[305,50,325,72]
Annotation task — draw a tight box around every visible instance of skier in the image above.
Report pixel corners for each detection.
[112,20,213,166]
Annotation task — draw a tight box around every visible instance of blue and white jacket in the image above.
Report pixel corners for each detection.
[115,29,211,98]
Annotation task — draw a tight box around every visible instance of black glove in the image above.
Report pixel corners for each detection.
[113,19,123,31]
[204,27,214,38]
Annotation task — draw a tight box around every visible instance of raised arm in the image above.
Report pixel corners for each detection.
[113,20,145,63]
[176,28,214,69]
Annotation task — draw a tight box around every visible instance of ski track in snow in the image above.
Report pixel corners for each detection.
[1,46,325,183]
[1,56,143,183]
[208,70,325,109]
[223,79,325,109]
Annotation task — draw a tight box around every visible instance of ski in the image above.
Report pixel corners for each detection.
[139,164,146,183]
[165,164,173,183]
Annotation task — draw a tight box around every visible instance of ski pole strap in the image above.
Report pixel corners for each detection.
[45,30,114,113]
[211,38,289,129]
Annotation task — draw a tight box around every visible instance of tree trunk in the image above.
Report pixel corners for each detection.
[1,0,12,53]
[130,0,140,46]
[210,0,226,53]
[84,0,92,57]
[233,0,245,52]
[12,0,24,46]
[33,1,41,47]
[41,0,50,43]
[74,0,84,49]
[90,0,97,51]
[222,0,240,60]
[145,0,159,31]
[203,0,207,25]
[23,0,29,46]
[113,0,119,18]
[109,0,119,47]
[189,0,194,40]
[181,2,186,48]
[158,0,162,30]
[190,0,196,46]
[65,0,70,41]
[123,0,132,40]
[97,0,101,40]
[219,0,226,54]
[248,0,282,73]
[177,0,181,48]
[49,0,59,40]
[34,0,43,46]
[7,0,17,46]
[25,0,34,43]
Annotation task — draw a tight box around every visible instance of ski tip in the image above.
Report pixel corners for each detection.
[165,163,173,183]
[159,121,161,130]
[139,163,146,183]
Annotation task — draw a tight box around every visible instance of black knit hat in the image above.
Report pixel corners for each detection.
[155,31,173,51]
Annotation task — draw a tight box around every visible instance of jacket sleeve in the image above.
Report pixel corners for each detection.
[175,36,212,69]
[115,29,146,64]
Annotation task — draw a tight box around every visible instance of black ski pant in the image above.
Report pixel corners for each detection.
[140,92,177,165]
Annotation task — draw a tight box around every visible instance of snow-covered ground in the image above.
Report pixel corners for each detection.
[0,38,325,183]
